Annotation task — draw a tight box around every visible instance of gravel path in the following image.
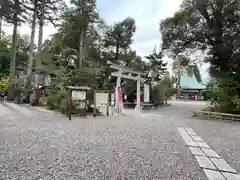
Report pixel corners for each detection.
[149,101,240,173]
[0,102,207,180]
[3,101,239,179]
[188,118,240,173]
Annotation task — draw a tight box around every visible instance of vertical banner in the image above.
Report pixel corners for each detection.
[118,87,123,105]
[117,87,124,114]
[144,84,150,102]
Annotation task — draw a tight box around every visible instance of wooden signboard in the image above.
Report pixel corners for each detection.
[67,86,90,120]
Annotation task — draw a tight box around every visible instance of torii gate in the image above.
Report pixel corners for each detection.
[108,61,145,112]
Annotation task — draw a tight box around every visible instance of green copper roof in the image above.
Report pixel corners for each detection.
[180,74,205,89]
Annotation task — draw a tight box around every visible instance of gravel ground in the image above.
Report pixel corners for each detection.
[3,100,239,179]
[150,101,240,173]
[188,118,240,172]
[0,102,207,180]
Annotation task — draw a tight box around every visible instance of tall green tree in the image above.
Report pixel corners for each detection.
[103,17,136,63]
[160,0,240,112]
[0,37,10,76]
[24,0,38,90]
[3,0,29,99]
[0,34,28,77]
[145,48,167,83]
[63,0,98,68]
[152,75,176,106]
[37,0,65,50]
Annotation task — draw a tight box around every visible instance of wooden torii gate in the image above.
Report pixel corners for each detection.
[108,61,145,112]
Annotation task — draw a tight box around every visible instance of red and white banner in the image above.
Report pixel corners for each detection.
[117,87,124,114]
[118,87,123,105]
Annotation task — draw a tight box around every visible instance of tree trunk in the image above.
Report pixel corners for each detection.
[7,2,19,101]
[38,4,44,85]
[176,69,181,97]
[0,17,2,38]
[83,30,88,64]
[115,42,120,61]
[10,20,17,79]
[25,0,37,89]
[38,5,44,51]
[78,29,84,68]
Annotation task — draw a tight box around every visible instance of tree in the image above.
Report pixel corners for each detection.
[37,0,65,50]
[2,0,29,100]
[0,37,10,76]
[145,48,167,83]
[103,17,136,63]
[16,0,64,90]
[0,0,10,17]
[0,34,29,77]
[160,0,240,112]
[0,0,8,37]
[24,0,38,90]
[33,1,102,75]
[152,75,176,106]
[161,0,240,77]
[61,0,98,68]
[0,34,29,102]
[0,17,2,38]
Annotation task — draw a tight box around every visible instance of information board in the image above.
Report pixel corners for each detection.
[72,90,86,100]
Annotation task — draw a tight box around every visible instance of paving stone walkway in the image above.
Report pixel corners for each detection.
[178,127,240,180]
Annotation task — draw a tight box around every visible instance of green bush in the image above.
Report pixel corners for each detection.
[46,94,59,110]
[151,75,176,106]
[60,96,69,114]
[44,68,99,113]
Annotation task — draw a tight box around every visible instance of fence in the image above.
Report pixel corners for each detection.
[192,110,240,122]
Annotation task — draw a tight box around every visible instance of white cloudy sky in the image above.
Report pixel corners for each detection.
[3,0,209,80]
[4,0,182,58]
[97,0,182,57]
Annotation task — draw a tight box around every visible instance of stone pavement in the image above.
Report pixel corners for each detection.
[0,101,240,179]
[178,127,240,180]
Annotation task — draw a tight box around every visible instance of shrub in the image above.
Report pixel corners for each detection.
[46,94,59,110]
[59,96,69,114]
[44,68,98,113]
[0,76,8,92]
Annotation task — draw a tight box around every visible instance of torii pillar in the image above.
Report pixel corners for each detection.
[135,75,141,111]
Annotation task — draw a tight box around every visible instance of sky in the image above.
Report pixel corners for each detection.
[96,0,182,57]
[3,0,209,81]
